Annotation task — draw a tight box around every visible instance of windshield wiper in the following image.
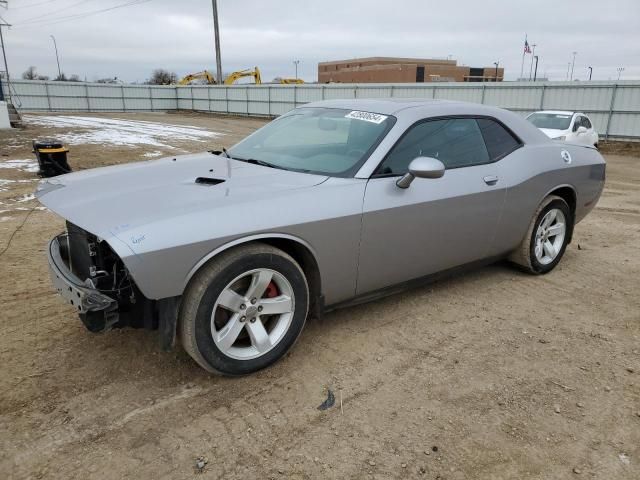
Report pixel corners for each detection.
[230,156,313,174]
[233,157,283,170]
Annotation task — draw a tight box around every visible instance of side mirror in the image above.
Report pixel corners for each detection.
[396,157,445,189]
[577,126,588,134]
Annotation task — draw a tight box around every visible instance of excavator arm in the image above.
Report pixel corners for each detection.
[224,67,262,85]
[178,70,217,85]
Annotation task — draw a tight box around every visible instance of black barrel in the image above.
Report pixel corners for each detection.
[32,139,71,177]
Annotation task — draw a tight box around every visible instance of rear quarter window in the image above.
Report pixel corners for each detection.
[477,118,522,161]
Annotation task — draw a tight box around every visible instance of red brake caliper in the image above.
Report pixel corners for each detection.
[264,281,279,298]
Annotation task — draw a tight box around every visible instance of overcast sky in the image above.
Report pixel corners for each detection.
[2,0,639,83]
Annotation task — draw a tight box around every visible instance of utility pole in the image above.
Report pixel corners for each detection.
[493,61,499,82]
[533,56,539,81]
[617,67,624,81]
[570,51,577,81]
[293,60,300,80]
[0,17,10,103]
[566,62,571,81]
[587,66,593,81]
[528,44,537,80]
[211,0,223,84]
[50,35,62,79]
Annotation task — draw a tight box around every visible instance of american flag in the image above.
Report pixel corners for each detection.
[524,39,532,54]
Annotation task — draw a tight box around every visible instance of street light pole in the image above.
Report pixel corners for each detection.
[293,60,300,80]
[533,55,539,81]
[587,66,593,81]
[493,61,499,82]
[570,51,577,81]
[211,0,223,84]
[50,35,62,79]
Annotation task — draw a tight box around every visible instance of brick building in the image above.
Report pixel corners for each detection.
[318,57,504,83]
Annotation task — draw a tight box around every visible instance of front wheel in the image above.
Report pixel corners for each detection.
[179,243,309,375]
[509,195,573,274]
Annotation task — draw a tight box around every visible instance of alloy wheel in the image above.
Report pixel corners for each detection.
[534,208,566,265]
[210,268,294,360]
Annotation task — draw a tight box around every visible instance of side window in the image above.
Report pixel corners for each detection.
[572,116,582,132]
[476,118,521,161]
[582,116,592,129]
[377,118,490,175]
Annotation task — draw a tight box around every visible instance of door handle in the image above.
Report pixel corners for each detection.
[483,175,499,185]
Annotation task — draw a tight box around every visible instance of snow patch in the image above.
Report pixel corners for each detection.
[142,151,164,158]
[0,159,40,173]
[0,178,37,192]
[17,193,36,203]
[24,115,223,148]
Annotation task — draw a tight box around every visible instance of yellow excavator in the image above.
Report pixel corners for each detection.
[224,67,262,85]
[178,70,217,85]
[178,67,302,86]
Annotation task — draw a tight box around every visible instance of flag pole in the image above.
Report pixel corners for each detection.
[520,34,527,80]
[529,44,537,81]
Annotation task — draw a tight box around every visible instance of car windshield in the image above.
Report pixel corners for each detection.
[227,107,396,176]
[527,113,573,130]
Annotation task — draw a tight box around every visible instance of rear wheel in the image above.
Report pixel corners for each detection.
[509,195,573,274]
[179,243,309,375]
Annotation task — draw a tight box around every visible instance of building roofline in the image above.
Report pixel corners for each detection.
[318,56,456,66]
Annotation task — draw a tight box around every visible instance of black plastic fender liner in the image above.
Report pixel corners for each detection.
[80,308,119,333]
[158,296,181,351]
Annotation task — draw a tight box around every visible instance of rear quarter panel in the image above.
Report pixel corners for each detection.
[493,143,605,256]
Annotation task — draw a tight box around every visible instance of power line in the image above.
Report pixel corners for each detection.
[16,0,97,25]
[6,0,59,10]
[13,0,152,28]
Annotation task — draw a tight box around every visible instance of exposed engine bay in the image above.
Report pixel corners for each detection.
[56,222,158,333]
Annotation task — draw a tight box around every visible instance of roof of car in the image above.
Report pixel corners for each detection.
[303,98,463,116]
[302,98,552,146]
[534,110,578,116]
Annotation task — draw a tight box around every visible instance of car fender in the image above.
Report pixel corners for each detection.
[183,232,320,292]
[539,182,577,208]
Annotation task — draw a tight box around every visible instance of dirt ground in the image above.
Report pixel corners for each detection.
[0,112,638,480]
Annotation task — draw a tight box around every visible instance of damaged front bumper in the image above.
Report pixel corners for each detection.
[47,234,119,332]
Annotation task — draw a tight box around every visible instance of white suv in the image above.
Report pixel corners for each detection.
[526,111,599,147]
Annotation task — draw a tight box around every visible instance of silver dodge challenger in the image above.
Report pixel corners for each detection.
[37,99,605,375]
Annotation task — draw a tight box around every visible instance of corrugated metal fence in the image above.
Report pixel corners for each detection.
[4,79,640,140]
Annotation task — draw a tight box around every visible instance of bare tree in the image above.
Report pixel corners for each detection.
[22,66,39,80]
[21,66,49,80]
[147,69,177,85]
[54,73,67,81]
[68,74,81,82]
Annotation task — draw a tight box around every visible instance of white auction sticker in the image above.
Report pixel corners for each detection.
[345,111,388,124]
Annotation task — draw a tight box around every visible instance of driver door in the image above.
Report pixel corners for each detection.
[356,117,507,295]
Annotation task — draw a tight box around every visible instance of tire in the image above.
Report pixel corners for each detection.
[509,195,573,274]
[179,243,309,375]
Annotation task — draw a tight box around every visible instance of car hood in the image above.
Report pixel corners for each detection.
[539,128,568,139]
[37,152,329,239]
